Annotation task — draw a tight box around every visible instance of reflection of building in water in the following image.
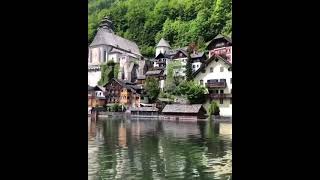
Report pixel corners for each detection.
[219,123,232,136]
[162,121,201,138]
[118,122,127,148]
[88,118,97,140]
[130,120,159,138]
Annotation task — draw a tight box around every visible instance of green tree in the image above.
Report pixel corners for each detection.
[186,42,197,81]
[145,77,160,102]
[208,101,220,116]
[98,60,119,86]
[175,81,206,104]
[165,60,182,93]
[88,0,232,57]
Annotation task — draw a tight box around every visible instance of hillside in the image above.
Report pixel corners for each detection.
[88,0,232,57]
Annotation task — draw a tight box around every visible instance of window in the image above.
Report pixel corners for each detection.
[210,67,213,72]
[197,65,199,68]
[220,67,224,72]
[200,80,203,85]
[220,79,226,83]
[215,90,219,94]
[103,50,107,62]
[230,78,232,84]
[220,90,224,94]
[192,65,195,68]
[220,98,223,104]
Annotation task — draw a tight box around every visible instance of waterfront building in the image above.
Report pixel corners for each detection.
[88,85,106,108]
[193,55,232,117]
[161,104,207,121]
[130,107,159,116]
[104,78,143,108]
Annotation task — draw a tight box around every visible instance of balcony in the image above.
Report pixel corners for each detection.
[205,81,226,88]
[209,93,232,99]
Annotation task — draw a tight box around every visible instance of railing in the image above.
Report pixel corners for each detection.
[209,93,232,99]
[205,81,226,88]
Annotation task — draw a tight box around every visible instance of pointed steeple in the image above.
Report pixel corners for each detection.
[98,16,115,33]
[156,38,171,48]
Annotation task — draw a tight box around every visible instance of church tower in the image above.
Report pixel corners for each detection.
[98,16,115,33]
[156,38,171,57]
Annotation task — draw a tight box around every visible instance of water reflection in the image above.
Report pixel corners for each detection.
[88,117,232,179]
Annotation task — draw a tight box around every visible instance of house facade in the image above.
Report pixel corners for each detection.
[88,85,106,108]
[193,55,232,117]
[207,34,232,63]
[104,78,143,108]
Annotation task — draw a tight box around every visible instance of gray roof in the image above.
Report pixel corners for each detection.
[191,52,205,59]
[214,34,232,43]
[162,104,204,113]
[130,107,159,112]
[156,38,171,48]
[94,85,105,91]
[90,28,141,56]
[137,75,146,80]
[145,70,163,76]
[88,85,94,91]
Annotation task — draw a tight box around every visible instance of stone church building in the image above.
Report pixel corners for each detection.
[88,16,145,86]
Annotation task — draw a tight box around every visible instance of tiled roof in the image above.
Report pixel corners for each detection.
[88,85,94,91]
[130,107,159,112]
[145,70,163,76]
[90,28,141,56]
[162,104,203,113]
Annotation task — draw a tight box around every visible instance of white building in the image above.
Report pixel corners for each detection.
[88,17,143,86]
[194,56,232,117]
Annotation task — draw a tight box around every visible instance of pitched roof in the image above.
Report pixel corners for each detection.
[93,85,105,91]
[206,34,232,49]
[137,75,146,80]
[162,104,204,113]
[192,55,232,77]
[88,85,94,91]
[214,34,232,43]
[89,28,141,56]
[191,52,205,59]
[145,70,163,76]
[155,52,171,59]
[130,107,159,112]
[156,38,171,48]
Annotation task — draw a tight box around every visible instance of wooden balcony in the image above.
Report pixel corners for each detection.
[208,93,232,99]
[205,81,226,88]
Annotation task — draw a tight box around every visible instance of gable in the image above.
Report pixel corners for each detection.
[172,50,187,59]
[193,56,232,78]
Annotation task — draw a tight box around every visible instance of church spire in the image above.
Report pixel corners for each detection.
[99,16,114,33]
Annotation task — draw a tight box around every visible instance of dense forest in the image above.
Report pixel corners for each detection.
[88,0,231,57]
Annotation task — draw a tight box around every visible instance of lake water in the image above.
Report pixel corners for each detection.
[88,117,232,180]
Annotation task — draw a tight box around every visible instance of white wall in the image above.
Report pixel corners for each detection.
[108,53,120,63]
[95,91,105,97]
[156,47,170,57]
[88,71,101,86]
[192,62,202,72]
[89,47,101,65]
[195,59,232,117]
